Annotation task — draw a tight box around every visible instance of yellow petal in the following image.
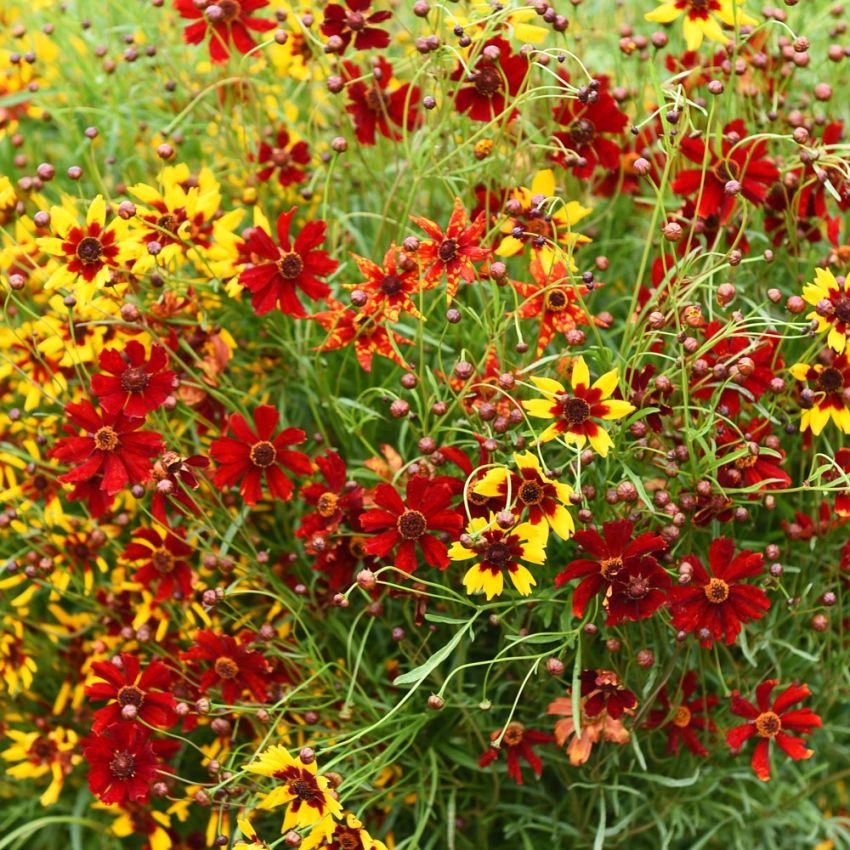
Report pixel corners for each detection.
[523,399,558,419]
[809,405,830,436]
[530,376,565,396]
[591,368,619,399]
[513,450,541,473]
[790,362,812,382]
[448,542,476,561]
[601,399,636,420]
[587,428,614,457]
[700,14,728,44]
[827,325,847,353]
[645,3,682,23]
[474,467,508,498]
[802,282,829,306]
[495,235,524,257]
[509,565,537,596]
[682,16,704,50]
[559,200,592,227]
[570,356,590,390]
[49,205,77,237]
[548,504,575,539]
[539,422,567,443]
[834,405,850,434]
[530,169,556,198]
[87,195,106,227]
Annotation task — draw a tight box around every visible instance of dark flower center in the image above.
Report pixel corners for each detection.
[473,65,502,97]
[518,481,543,505]
[626,574,650,599]
[380,274,404,295]
[545,289,569,312]
[502,721,525,746]
[156,213,177,234]
[93,426,120,452]
[249,441,277,468]
[317,492,339,517]
[755,711,782,738]
[834,296,850,323]
[214,656,239,679]
[30,739,57,762]
[76,236,104,265]
[109,750,137,780]
[277,252,304,279]
[337,830,362,850]
[561,396,591,426]
[569,119,596,147]
[818,367,843,393]
[151,547,176,575]
[363,86,387,112]
[397,509,427,540]
[438,239,458,262]
[713,159,740,183]
[291,775,324,806]
[121,366,150,393]
[734,453,759,469]
[271,147,292,168]
[485,541,512,566]
[673,705,692,728]
[599,555,623,579]
[117,685,146,708]
[209,0,241,24]
[704,577,730,603]
[345,9,366,30]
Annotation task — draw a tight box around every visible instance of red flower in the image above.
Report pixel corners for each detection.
[90,340,177,418]
[51,400,164,496]
[321,0,391,52]
[86,654,177,733]
[715,417,791,492]
[360,476,464,572]
[151,451,210,523]
[645,671,718,757]
[239,208,338,317]
[554,519,667,618]
[451,37,529,123]
[82,723,166,805]
[604,554,672,626]
[123,526,194,603]
[174,0,275,64]
[345,244,422,322]
[580,669,637,719]
[726,680,822,781]
[297,450,364,540]
[478,723,554,785]
[669,538,770,647]
[552,75,629,179]
[410,197,490,301]
[256,128,311,187]
[672,119,779,224]
[210,405,311,506]
[343,58,420,146]
[183,630,271,704]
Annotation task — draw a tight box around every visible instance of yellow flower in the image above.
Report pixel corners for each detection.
[301,813,389,850]
[0,617,37,694]
[234,817,269,850]
[645,0,758,51]
[522,357,635,456]
[790,357,850,435]
[2,726,80,806]
[449,514,547,600]
[245,745,343,835]
[474,451,574,542]
[802,267,850,354]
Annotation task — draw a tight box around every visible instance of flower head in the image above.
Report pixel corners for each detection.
[645,0,758,51]
[478,722,554,785]
[645,671,718,757]
[802,267,850,354]
[256,127,311,187]
[174,0,275,64]
[321,0,391,52]
[790,353,850,435]
[123,525,194,603]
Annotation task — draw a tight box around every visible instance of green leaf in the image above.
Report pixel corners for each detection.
[393,617,476,687]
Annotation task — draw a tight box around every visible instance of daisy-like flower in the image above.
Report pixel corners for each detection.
[450,37,529,123]
[802,267,850,354]
[182,629,271,704]
[297,450,364,540]
[123,525,194,603]
[790,353,850,435]
[547,690,631,766]
[151,451,210,523]
[245,746,343,838]
[645,671,718,757]
[669,537,770,647]
[81,723,166,805]
[37,195,132,290]
[580,669,638,719]
[85,653,177,733]
[715,417,791,492]
[410,197,490,301]
[1,726,80,806]
[344,244,422,321]
[448,514,547,600]
[239,207,339,317]
[90,340,177,418]
[604,554,672,626]
[522,356,635,456]
[473,451,574,542]
[321,0,391,52]
[726,680,822,782]
[174,0,276,64]
[645,0,758,51]
[554,519,667,618]
[51,400,164,496]
[478,722,554,785]
[360,476,463,573]
[210,404,312,505]
[255,127,311,187]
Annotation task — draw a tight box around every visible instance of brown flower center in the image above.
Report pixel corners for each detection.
[317,492,339,517]
[704,577,730,603]
[485,541,512,566]
[834,296,850,324]
[363,86,387,112]
[380,273,404,295]
[291,774,324,806]
[151,547,176,575]
[473,65,502,97]
[211,0,241,24]
[214,656,239,679]
[120,366,150,393]
[117,685,146,708]
[501,721,525,746]
[545,289,569,312]
[437,238,458,263]
[277,251,304,279]
[93,426,119,452]
[599,555,623,579]
[109,751,137,779]
[156,213,177,234]
[734,453,759,469]
[397,509,427,540]
[713,159,740,183]
[626,574,650,599]
[672,705,692,728]
[518,480,544,505]
[561,396,591,426]
[249,441,277,468]
[271,147,292,168]
[337,830,361,850]
[818,367,843,393]
[76,236,104,265]
[569,119,596,147]
[755,710,782,738]
[345,9,366,29]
